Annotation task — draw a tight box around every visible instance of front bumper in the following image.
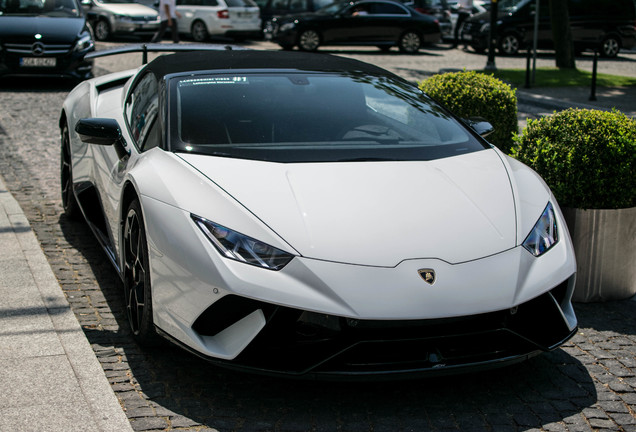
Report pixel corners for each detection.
[112,18,160,34]
[176,277,577,378]
[0,46,93,79]
[143,196,578,378]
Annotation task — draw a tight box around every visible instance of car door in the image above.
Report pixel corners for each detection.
[93,72,160,260]
[176,0,198,33]
[365,1,412,40]
[321,2,372,42]
[323,1,411,43]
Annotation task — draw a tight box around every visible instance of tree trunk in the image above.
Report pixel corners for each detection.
[549,0,576,69]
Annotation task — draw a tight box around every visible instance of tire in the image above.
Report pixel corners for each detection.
[398,31,421,53]
[499,32,520,55]
[600,35,620,58]
[60,123,81,219]
[94,19,111,41]
[298,29,320,51]
[123,199,161,346]
[191,20,209,42]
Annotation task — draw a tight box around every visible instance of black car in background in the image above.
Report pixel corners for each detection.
[0,0,94,79]
[402,0,451,40]
[266,0,441,53]
[255,0,332,30]
[461,0,636,57]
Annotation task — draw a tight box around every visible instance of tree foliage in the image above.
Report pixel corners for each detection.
[511,109,636,209]
[419,71,518,154]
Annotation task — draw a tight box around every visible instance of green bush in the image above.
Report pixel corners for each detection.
[511,108,636,209]
[418,71,517,154]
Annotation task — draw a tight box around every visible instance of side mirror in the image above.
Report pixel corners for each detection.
[464,117,494,138]
[75,118,130,160]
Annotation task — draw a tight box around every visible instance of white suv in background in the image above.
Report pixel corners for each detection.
[82,0,160,41]
[176,0,261,42]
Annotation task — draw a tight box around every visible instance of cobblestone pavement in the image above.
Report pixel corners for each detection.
[0,44,635,432]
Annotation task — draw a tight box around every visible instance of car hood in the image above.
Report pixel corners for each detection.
[179,149,517,266]
[95,3,158,16]
[0,17,85,42]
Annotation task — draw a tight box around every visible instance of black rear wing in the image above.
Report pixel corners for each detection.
[85,43,245,65]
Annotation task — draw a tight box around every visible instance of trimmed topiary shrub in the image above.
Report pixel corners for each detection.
[511,108,636,209]
[418,71,517,154]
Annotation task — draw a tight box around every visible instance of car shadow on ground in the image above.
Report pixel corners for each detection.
[54,211,603,431]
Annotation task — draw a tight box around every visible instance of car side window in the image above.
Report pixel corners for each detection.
[288,0,305,12]
[271,0,288,9]
[368,2,409,15]
[125,72,160,152]
[311,0,330,9]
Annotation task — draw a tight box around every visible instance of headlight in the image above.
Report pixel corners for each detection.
[522,202,559,257]
[279,21,296,32]
[73,34,94,52]
[192,215,294,270]
[118,14,134,22]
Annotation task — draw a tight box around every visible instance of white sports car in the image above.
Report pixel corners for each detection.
[60,46,577,378]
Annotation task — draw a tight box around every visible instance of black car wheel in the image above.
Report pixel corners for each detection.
[298,29,320,51]
[94,19,111,41]
[600,35,620,58]
[123,199,160,345]
[398,31,421,53]
[60,123,80,219]
[499,32,520,55]
[191,20,209,42]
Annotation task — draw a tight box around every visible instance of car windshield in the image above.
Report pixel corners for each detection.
[497,0,526,13]
[170,72,488,163]
[0,0,81,16]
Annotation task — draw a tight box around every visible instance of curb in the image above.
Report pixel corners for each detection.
[515,89,601,112]
[0,174,133,432]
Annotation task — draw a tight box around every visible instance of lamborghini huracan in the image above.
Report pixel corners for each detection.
[60,46,577,378]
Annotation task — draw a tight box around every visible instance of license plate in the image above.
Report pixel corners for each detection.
[20,57,57,67]
[462,34,472,41]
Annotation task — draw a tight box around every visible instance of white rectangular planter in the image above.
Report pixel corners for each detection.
[562,207,636,302]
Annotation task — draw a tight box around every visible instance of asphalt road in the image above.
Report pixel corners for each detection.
[0,42,634,432]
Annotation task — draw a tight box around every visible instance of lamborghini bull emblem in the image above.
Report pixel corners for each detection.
[418,269,436,285]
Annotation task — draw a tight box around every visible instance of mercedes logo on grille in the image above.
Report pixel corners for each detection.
[31,42,45,56]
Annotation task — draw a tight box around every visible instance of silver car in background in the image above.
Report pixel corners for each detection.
[82,0,160,40]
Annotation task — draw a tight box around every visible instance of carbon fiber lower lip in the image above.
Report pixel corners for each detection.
[161,279,577,380]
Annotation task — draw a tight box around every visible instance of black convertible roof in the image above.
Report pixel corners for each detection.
[143,49,398,79]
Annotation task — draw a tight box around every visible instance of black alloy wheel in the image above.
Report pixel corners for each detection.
[499,32,520,55]
[298,29,320,51]
[398,31,421,53]
[61,124,80,219]
[600,35,620,58]
[123,199,160,345]
[94,19,111,41]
